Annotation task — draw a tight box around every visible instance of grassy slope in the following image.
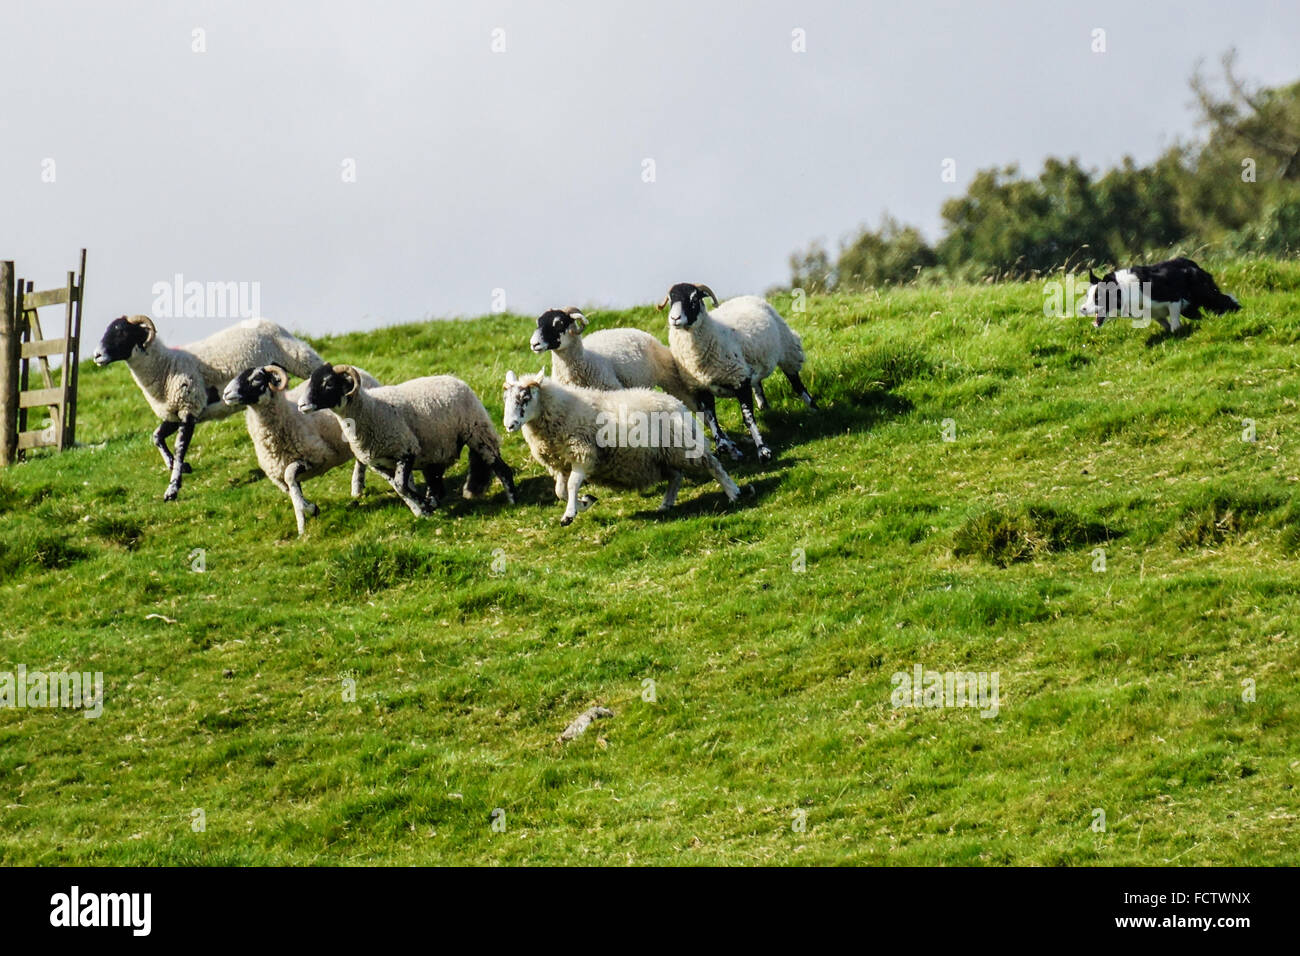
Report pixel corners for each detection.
[1,260,1298,865]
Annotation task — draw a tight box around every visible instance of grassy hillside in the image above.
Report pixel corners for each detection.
[2,260,1298,865]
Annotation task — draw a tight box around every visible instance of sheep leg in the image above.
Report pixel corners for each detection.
[163,417,196,501]
[350,461,366,498]
[554,470,568,500]
[152,421,192,474]
[464,448,491,498]
[695,391,742,461]
[390,456,434,517]
[703,452,741,502]
[422,466,446,503]
[490,456,517,504]
[784,369,818,409]
[753,381,769,411]
[561,468,596,525]
[735,383,772,462]
[284,460,315,536]
[659,471,683,511]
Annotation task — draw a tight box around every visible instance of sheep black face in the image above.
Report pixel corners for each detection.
[299,364,358,413]
[222,364,289,407]
[659,283,718,329]
[94,315,155,365]
[530,309,586,353]
[503,370,544,432]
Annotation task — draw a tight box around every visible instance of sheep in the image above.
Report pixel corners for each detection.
[93,315,326,501]
[502,369,740,525]
[298,364,516,516]
[658,283,816,463]
[222,364,380,536]
[530,307,697,407]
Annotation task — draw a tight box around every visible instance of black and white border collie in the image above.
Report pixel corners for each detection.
[1079,257,1240,332]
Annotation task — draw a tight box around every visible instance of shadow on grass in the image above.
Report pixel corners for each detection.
[721,389,914,457]
[1143,319,1197,347]
[627,473,784,522]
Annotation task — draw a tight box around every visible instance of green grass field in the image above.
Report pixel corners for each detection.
[2,260,1298,865]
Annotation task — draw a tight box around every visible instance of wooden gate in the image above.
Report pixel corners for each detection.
[0,249,86,464]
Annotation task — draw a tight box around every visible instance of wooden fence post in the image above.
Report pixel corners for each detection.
[0,261,17,466]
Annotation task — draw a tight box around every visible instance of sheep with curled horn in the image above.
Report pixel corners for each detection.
[299,364,517,516]
[529,305,696,407]
[93,314,326,500]
[222,363,379,536]
[657,283,815,462]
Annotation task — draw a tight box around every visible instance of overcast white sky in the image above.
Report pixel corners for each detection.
[2,0,1298,344]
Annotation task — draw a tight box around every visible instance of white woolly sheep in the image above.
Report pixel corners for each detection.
[502,369,740,525]
[222,364,380,536]
[93,315,326,500]
[299,365,516,517]
[530,307,696,408]
[659,283,816,462]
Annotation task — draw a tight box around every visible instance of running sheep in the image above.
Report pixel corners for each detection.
[222,364,380,536]
[502,369,740,525]
[298,365,516,516]
[659,283,816,462]
[530,307,697,407]
[93,315,326,500]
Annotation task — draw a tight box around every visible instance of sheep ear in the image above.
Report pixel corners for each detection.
[127,314,157,348]
[1088,269,1098,284]
[505,370,517,386]
[265,364,290,392]
[566,309,587,333]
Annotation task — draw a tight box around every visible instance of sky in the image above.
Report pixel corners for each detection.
[2,0,1298,346]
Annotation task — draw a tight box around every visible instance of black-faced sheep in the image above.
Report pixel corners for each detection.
[530,307,696,407]
[93,315,326,500]
[659,283,816,462]
[222,364,379,536]
[299,365,516,517]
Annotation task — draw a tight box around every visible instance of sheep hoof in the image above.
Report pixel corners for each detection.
[305,501,319,516]
[757,446,773,462]
[163,485,180,501]
[560,514,575,526]
[181,462,192,474]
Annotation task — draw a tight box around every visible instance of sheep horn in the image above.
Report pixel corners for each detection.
[126,314,157,347]
[695,285,718,306]
[563,307,587,332]
[265,364,290,392]
[656,293,670,310]
[333,364,361,396]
